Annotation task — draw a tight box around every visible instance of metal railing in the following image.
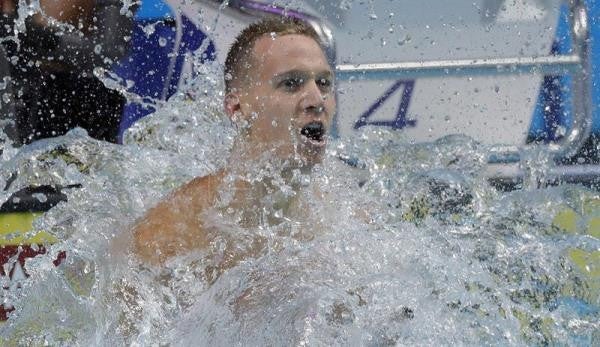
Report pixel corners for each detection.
[335,0,592,165]
[206,0,336,64]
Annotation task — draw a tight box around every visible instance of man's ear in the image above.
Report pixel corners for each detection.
[224,93,241,119]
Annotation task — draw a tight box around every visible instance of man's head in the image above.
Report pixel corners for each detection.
[224,17,336,168]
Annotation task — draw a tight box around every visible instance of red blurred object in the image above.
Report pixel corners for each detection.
[0,246,66,321]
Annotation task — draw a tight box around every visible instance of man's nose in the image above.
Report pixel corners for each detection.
[301,79,326,115]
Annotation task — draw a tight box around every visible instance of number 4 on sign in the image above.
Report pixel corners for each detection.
[354,80,416,130]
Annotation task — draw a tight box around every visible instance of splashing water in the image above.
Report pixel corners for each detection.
[0,6,598,346]
[0,104,598,345]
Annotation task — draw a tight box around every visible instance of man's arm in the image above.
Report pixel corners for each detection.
[132,175,221,265]
[38,0,95,26]
[40,0,133,70]
[0,0,133,71]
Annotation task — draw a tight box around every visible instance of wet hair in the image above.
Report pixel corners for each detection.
[224,17,323,93]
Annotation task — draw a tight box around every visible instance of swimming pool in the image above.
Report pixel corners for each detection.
[0,122,598,344]
[0,0,599,345]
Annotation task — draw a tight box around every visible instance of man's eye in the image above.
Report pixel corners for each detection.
[282,78,303,91]
[317,78,332,90]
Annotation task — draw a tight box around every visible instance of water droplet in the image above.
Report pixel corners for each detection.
[158,37,167,47]
[397,35,411,46]
[142,23,156,37]
[32,193,47,203]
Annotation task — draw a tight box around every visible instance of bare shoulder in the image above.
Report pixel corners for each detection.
[132,171,225,265]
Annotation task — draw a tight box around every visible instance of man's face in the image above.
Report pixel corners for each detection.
[231,34,336,167]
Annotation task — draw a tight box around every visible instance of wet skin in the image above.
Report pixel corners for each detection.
[0,0,95,27]
[226,34,336,167]
[133,34,336,265]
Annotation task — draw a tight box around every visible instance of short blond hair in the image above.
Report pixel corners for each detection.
[224,17,322,93]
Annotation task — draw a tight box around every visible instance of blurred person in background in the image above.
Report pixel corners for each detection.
[0,0,133,144]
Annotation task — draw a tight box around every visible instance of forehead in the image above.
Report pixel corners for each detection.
[251,34,331,77]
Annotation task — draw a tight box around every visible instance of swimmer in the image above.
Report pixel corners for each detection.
[132,17,336,265]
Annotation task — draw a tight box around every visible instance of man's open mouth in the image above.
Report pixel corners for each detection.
[300,121,326,144]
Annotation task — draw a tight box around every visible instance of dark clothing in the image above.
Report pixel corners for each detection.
[0,0,133,145]
[11,70,123,143]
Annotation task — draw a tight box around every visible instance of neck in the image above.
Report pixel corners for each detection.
[220,150,314,227]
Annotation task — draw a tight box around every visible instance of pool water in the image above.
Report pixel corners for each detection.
[0,104,598,345]
[0,2,597,344]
